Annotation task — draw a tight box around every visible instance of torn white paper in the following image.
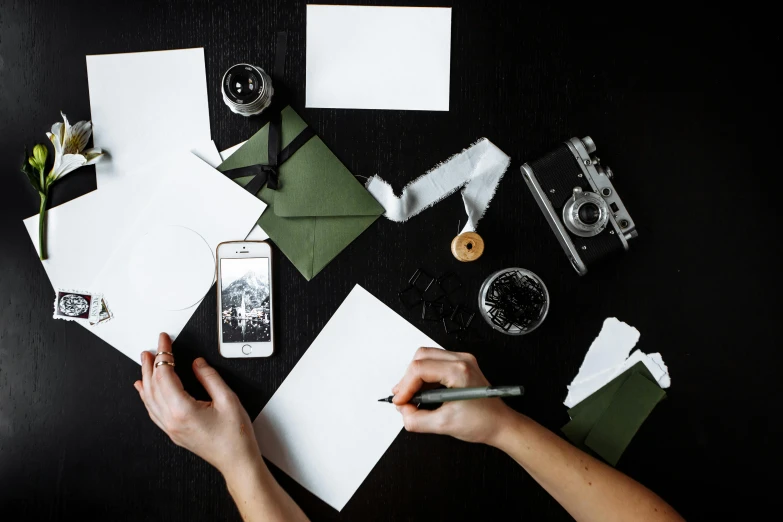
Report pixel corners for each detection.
[87,151,266,363]
[564,318,671,408]
[254,285,440,511]
[365,138,510,234]
[306,5,452,111]
[569,318,640,387]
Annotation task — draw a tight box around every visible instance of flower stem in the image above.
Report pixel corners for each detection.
[39,191,48,260]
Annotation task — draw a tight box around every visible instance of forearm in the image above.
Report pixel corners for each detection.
[224,454,309,522]
[491,411,683,522]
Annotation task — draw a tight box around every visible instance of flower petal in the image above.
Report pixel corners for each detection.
[82,148,104,165]
[47,131,63,158]
[50,153,87,181]
[46,132,63,171]
[50,122,65,147]
[60,111,71,134]
[65,120,92,154]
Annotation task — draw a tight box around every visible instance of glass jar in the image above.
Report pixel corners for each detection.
[478,268,549,335]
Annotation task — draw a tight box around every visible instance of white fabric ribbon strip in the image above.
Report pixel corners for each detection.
[365,138,511,234]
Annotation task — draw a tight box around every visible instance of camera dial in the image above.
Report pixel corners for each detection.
[562,187,609,237]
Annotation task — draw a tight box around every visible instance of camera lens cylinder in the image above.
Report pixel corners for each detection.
[578,203,601,225]
[221,64,274,117]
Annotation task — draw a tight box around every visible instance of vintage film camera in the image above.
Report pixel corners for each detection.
[521,137,637,275]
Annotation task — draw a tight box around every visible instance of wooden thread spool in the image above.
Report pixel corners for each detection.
[451,231,484,262]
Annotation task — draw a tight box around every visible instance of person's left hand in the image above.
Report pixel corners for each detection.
[134,333,262,475]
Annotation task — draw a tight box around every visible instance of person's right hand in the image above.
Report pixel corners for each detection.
[392,348,515,446]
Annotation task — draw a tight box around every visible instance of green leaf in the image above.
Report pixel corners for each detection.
[21,150,42,193]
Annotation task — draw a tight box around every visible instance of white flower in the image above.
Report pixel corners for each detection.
[46,111,103,182]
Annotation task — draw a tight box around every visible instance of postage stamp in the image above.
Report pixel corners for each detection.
[53,289,113,325]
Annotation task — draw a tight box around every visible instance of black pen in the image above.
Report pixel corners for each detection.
[378,385,524,405]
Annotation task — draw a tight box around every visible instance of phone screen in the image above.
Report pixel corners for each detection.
[220,257,271,343]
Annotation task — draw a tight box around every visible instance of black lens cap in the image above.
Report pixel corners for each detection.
[578,203,600,225]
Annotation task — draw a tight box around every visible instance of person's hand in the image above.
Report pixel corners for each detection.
[133,333,262,475]
[392,348,515,446]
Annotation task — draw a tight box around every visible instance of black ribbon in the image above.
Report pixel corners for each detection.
[221,31,315,194]
[221,123,316,194]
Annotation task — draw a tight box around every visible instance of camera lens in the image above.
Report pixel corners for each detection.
[229,72,257,99]
[562,188,609,238]
[221,64,274,117]
[578,203,600,225]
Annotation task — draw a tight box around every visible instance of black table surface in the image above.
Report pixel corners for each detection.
[0,1,776,520]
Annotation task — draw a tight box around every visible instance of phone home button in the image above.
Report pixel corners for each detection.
[242,344,252,355]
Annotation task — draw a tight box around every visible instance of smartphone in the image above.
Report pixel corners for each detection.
[216,241,274,358]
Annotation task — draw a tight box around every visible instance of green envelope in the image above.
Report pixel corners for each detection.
[218,106,384,280]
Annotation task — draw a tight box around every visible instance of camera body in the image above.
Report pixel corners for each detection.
[521,137,637,275]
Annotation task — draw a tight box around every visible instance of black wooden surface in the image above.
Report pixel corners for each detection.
[0,1,776,520]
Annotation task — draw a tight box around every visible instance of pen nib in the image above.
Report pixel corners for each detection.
[377,396,393,403]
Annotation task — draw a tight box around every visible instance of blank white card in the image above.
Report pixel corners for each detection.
[306,5,452,111]
[253,285,441,511]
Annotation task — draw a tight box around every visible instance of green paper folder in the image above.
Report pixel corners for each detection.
[218,106,384,280]
[563,362,656,446]
[562,362,666,465]
[584,372,666,466]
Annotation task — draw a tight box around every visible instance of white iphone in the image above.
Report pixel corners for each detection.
[217,241,274,358]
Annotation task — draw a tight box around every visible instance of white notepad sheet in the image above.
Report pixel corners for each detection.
[254,285,441,511]
[306,5,452,111]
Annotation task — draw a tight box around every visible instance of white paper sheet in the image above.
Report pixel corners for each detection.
[88,151,266,362]
[24,190,113,290]
[87,48,211,192]
[219,141,247,162]
[191,140,224,169]
[564,318,671,408]
[23,149,217,290]
[254,285,440,511]
[306,5,452,111]
[127,225,216,311]
[219,141,269,241]
[23,49,213,290]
